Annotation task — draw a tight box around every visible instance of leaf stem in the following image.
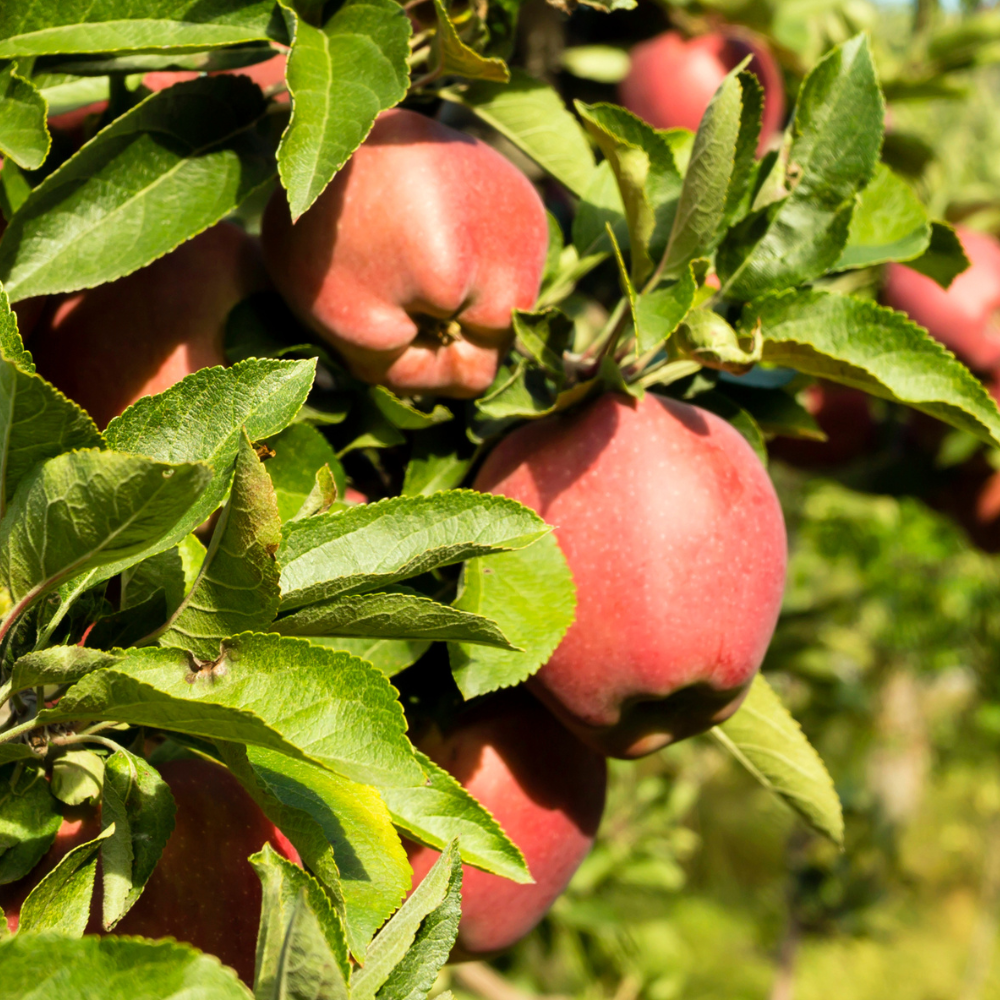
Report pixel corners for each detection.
[33,570,97,651]
[0,716,39,746]
[50,733,122,755]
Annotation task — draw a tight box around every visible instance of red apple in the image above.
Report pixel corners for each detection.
[883,226,1000,372]
[405,690,606,957]
[474,392,788,758]
[29,222,268,428]
[261,108,549,398]
[619,29,785,154]
[144,53,289,103]
[0,758,299,984]
[770,382,877,468]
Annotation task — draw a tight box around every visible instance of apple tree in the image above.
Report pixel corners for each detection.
[0,0,998,996]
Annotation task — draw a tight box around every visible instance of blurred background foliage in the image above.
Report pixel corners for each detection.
[431,0,1000,996]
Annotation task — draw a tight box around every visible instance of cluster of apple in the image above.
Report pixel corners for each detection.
[2,24,883,976]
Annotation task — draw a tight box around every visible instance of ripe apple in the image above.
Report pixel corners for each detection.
[144,53,289,102]
[770,382,877,468]
[883,226,1000,372]
[474,392,788,758]
[619,29,785,154]
[261,108,549,398]
[0,758,299,984]
[29,222,268,427]
[405,690,606,957]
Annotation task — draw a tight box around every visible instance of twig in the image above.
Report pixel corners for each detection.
[451,963,572,1000]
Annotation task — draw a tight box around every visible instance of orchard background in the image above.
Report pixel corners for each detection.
[0,0,999,998]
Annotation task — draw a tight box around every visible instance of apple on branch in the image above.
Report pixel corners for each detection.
[475,392,788,759]
[261,108,549,398]
[29,223,268,428]
[405,690,606,957]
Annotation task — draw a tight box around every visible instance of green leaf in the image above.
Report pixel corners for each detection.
[274,589,516,648]
[338,393,406,455]
[0,156,31,221]
[277,491,549,611]
[430,0,509,83]
[251,844,351,1000]
[291,465,340,520]
[746,289,1000,448]
[0,287,32,367]
[635,266,697,353]
[719,35,884,300]
[0,765,62,885]
[350,842,462,1000]
[0,304,104,517]
[0,1,281,58]
[561,44,631,84]
[0,76,274,302]
[571,159,626,259]
[369,851,461,1000]
[263,423,345,522]
[659,67,751,281]
[711,674,844,846]
[245,745,410,959]
[104,358,316,571]
[99,748,176,930]
[0,935,252,998]
[380,749,530,882]
[38,634,425,789]
[441,70,595,198]
[448,533,575,699]
[470,359,563,439]
[50,749,104,807]
[369,386,452,431]
[0,62,49,170]
[904,220,970,290]
[277,0,411,220]
[156,432,281,659]
[18,823,115,935]
[0,745,40,765]
[215,739,349,948]
[121,534,206,617]
[675,307,762,375]
[0,450,211,614]
[835,163,930,270]
[7,647,119,696]
[576,102,682,286]
[307,636,430,677]
[401,426,471,498]
[513,309,572,379]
